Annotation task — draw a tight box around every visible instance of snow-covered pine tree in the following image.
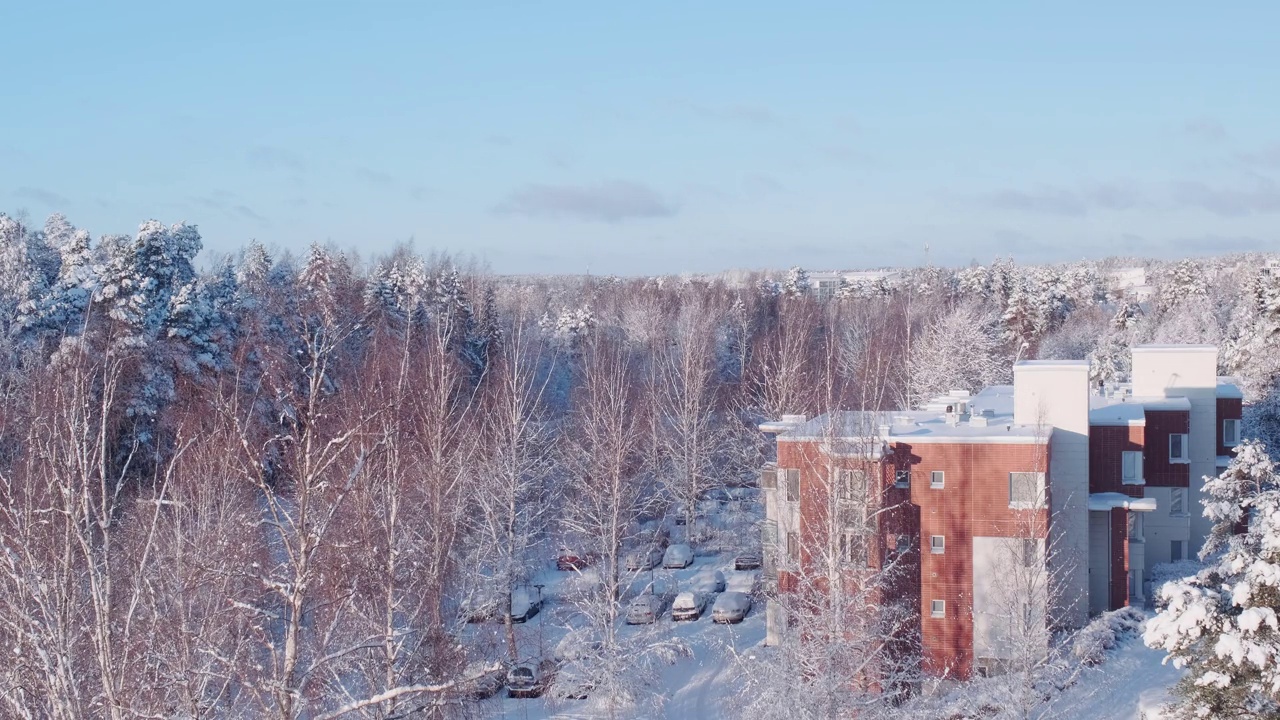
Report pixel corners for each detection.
[782,266,810,298]
[1145,440,1280,718]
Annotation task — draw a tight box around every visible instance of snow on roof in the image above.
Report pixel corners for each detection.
[1131,344,1218,353]
[1088,400,1146,427]
[1089,492,1158,512]
[1089,390,1189,422]
[1217,378,1244,399]
[1217,455,1233,467]
[769,400,1043,446]
[1014,359,1090,371]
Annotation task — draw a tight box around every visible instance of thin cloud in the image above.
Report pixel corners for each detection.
[353,166,394,187]
[495,180,677,223]
[1184,117,1227,142]
[1237,145,1280,169]
[983,183,1143,216]
[247,145,307,172]
[1170,178,1280,216]
[232,204,270,226]
[675,100,782,128]
[13,186,71,207]
[985,186,1088,216]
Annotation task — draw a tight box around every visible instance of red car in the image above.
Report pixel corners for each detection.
[557,546,596,571]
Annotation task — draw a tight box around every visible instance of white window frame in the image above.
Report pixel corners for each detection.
[1224,419,1241,447]
[930,535,945,555]
[784,469,800,502]
[1022,539,1037,568]
[1170,487,1187,517]
[930,599,945,618]
[1169,433,1190,464]
[894,469,911,489]
[1121,451,1144,485]
[930,470,945,489]
[1009,472,1046,509]
[836,468,866,502]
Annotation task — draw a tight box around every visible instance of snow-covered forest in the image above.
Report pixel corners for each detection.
[3,211,1280,718]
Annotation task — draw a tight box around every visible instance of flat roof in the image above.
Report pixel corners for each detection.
[769,385,1045,445]
[1217,378,1244,399]
[1131,344,1217,353]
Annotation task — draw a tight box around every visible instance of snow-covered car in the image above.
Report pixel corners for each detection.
[509,586,542,623]
[625,546,664,571]
[549,660,594,700]
[507,658,556,698]
[663,543,694,568]
[734,552,762,571]
[712,591,753,623]
[671,591,707,621]
[691,569,726,594]
[455,661,506,700]
[553,629,602,663]
[459,586,503,623]
[626,592,667,624]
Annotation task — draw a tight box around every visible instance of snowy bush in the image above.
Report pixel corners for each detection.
[1071,606,1145,665]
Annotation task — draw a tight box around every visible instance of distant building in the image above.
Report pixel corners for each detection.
[758,344,1241,679]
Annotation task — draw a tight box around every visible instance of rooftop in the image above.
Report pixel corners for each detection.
[765,386,1044,445]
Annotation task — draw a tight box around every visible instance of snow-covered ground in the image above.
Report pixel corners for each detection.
[475,549,765,720]
[1054,618,1183,720]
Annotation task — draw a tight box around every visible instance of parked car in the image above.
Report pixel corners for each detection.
[507,658,557,698]
[691,569,726,595]
[671,591,707,621]
[509,586,542,623]
[625,546,664,571]
[455,661,506,700]
[553,629,602,663]
[734,552,762,571]
[626,592,667,624]
[557,546,596,571]
[549,660,594,700]
[459,586,503,623]
[663,543,694,569]
[712,591,753,623]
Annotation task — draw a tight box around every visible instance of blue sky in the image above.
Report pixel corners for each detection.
[5,2,1280,275]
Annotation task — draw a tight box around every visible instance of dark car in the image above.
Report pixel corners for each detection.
[734,552,763,571]
[507,658,557,698]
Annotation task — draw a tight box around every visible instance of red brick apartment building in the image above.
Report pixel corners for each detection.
[758,344,1243,679]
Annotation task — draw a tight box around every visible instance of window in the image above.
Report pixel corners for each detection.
[894,469,911,489]
[1169,433,1189,463]
[1171,539,1185,562]
[1170,488,1187,517]
[930,535,945,554]
[1224,419,1242,446]
[786,532,799,561]
[785,469,800,502]
[1121,451,1144,485]
[931,599,945,618]
[930,470,945,489]
[1009,472,1046,508]
[836,468,866,502]
[1127,512,1144,540]
[760,467,777,490]
[895,535,910,555]
[1022,539,1037,567]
